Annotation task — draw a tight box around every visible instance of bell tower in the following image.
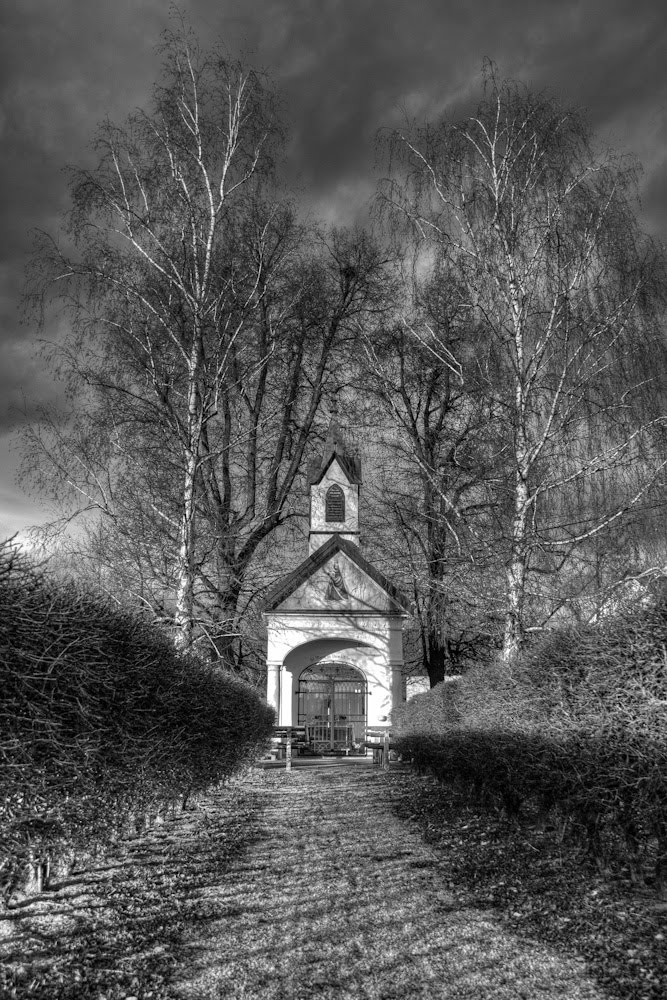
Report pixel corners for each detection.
[264,405,411,736]
[308,414,361,555]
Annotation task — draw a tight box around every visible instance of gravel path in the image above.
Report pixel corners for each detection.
[171,761,606,1000]
[1,760,608,999]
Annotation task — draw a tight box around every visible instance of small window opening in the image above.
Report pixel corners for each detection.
[325,484,345,522]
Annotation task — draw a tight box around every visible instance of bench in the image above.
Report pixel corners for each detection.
[268,726,313,761]
[363,731,396,768]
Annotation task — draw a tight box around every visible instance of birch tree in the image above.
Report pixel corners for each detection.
[379,72,667,660]
[23,27,391,662]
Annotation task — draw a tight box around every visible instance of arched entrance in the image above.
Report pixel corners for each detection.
[297,662,367,753]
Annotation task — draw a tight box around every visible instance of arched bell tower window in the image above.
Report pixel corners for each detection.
[325,484,345,522]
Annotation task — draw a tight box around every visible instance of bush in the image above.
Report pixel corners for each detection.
[395,598,667,893]
[391,679,461,735]
[0,538,274,903]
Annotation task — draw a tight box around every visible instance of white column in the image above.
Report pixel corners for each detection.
[390,661,404,714]
[388,617,405,717]
[388,619,405,662]
[266,660,281,719]
[281,667,294,727]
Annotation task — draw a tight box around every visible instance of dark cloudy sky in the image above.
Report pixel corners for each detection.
[2,0,667,540]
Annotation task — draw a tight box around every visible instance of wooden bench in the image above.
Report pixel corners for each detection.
[363,731,395,769]
[268,726,313,766]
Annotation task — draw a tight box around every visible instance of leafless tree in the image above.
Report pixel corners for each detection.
[378,70,667,660]
[22,25,391,664]
[362,266,504,683]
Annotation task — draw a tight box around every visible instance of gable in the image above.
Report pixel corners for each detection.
[309,449,361,486]
[275,550,400,613]
[321,457,351,487]
[264,535,410,616]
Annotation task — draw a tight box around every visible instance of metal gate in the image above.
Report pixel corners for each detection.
[297,662,366,752]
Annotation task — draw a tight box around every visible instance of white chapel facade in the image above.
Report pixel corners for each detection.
[263,419,409,751]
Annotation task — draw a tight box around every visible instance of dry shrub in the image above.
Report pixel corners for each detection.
[395,596,667,892]
[392,679,461,735]
[0,538,274,903]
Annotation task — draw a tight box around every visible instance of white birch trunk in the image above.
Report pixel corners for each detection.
[175,332,204,650]
[502,469,530,662]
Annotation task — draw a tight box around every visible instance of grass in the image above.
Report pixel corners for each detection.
[0,759,608,999]
[169,763,602,1000]
[392,771,667,1000]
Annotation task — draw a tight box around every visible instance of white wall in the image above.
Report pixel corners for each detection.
[265,612,405,726]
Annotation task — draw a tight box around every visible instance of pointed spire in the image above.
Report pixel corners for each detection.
[308,403,361,484]
[324,399,342,453]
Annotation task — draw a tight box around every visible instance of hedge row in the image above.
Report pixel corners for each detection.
[394,598,667,892]
[0,539,274,903]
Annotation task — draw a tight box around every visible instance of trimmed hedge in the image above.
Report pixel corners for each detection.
[395,600,667,893]
[0,539,274,903]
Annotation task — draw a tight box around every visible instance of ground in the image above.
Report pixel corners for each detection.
[0,758,615,1000]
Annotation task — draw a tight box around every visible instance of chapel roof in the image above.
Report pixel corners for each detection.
[262,533,410,615]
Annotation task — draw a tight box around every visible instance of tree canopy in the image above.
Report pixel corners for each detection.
[21,44,667,676]
[375,70,667,662]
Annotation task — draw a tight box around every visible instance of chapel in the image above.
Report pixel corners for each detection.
[263,416,410,753]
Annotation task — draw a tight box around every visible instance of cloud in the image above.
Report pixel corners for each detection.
[0,336,65,434]
[642,158,667,235]
[2,0,667,535]
[0,434,52,539]
[183,0,667,227]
